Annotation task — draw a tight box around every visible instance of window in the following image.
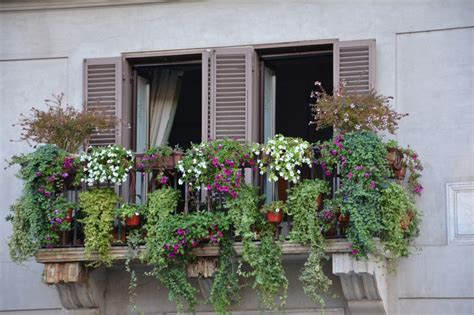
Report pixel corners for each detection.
[83,39,375,154]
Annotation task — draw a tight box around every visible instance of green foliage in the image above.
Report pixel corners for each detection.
[260,200,285,214]
[319,131,390,257]
[240,230,288,310]
[210,232,240,314]
[125,229,143,314]
[80,188,119,267]
[286,180,330,245]
[13,93,114,153]
[286,179,331,305]
[380,183,420,258]
[117,203,143,220]
[6,145,72,262]
[227,186,288,310]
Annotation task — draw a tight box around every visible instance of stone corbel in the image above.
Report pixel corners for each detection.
[332,253,387,315]
[43,263,106,315]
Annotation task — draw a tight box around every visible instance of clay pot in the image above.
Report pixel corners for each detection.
[65,208,74,223]
[267,211,283,224]
[393,166,407,180]
[125,214,141,227]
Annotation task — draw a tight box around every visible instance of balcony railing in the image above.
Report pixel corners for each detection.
[49,148,346,249]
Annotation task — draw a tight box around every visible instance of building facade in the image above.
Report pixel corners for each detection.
[0,1,473,314]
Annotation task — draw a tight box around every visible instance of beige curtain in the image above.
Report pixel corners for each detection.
[149,69,183,146]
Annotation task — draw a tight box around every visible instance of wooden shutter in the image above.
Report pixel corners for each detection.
[84,57,122,146]
[202,47,254,142]
[334,40,375,94]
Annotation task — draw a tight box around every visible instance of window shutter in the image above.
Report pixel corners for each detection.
[84,57,123,146]
[202,47,254,142]
[334,40,376,94]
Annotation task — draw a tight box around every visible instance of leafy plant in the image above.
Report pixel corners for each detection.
[12,93,114,153]
[386,140,424,195]
[310,81,407,134]
[136,145,173,172]
[256,134,313,183]
[318,131,391,257]
[47,197,76,233]
[209,232,240,313]
[261,200,285,214]
[125,229,143,314]
[379,183,420,259]
[6,145,72,261]
[117,203,143,220]
[226,186,288,310]
[80,188,119,266]
[79,145,134,186]
[286,179,331,305]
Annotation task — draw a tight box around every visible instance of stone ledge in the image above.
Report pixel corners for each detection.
[35,239,352,263]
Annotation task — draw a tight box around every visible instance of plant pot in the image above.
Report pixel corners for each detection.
[173,151,183,165]
[267,211,283,224]
[338,213,350,236]
[387,148,404,170]
[65,208,74,223]
[393,166,407,180]
[125,214,141,227]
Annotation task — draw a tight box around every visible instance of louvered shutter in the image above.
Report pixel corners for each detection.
[202,47,254,142]
[84,57,122,146]
[334,40,376,94]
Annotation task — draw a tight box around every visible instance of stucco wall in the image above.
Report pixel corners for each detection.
[0,1,473,314]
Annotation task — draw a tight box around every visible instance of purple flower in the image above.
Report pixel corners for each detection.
[330,150,338,156]
[217,231,223,238]
[364,172,371,179]
[160,176,169,184]
[63,157,74,169]
[38,186,45,193]
[44,191,52,198]
[177,228,185,236]
[325,171,332,176]
[207,184,212,191]
[53,209,60,215]
[62,173,69,178]
[35,171,43,178]
[413,184,423,194]
[55,218,63,223]
[351,249,359,256]
[212,157,219,167]
[224,169,233,176]
[370,181,376,189]
[355,165,363,171]
[347,172,353,180]
[219,186,229,192]
[137,163,145,171]
[230,190,238,198]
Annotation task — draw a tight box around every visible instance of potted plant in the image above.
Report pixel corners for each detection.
[79,188,119,266]
[385,140,424,195]
[47,198,77,245]
[12,93,115,153]
[261,201,285,224]
[310,81,408,134]
[78,145,134,187]
[256,134,313,184]
[117,204,143,227]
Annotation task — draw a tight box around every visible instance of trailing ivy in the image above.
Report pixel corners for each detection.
[209,232,240,313]
[80,188,119,267]
[286,179,332,305]
[6,145,71,262]
[380,183,420,259]
[227,186,288,310]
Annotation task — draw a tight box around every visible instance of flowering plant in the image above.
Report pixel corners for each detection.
[47,197,75,233]
[135,145,173,172]
[79,145,134,186]
[177,139,255,198]
[257,134,313,183]
[386,140,424,195]
[13,93,115,153]
[117,203,143,219]
[310,81,407,134]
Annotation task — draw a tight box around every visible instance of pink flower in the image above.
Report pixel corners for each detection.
[351,249,359,256]
[212,157,219,167]
[160,176,169,184]
[412,154,418,161]
[347,172,353,180]
[364,172,371,179]
[370,181,376,189]
[413,184,423,194]
[355,165,363,171]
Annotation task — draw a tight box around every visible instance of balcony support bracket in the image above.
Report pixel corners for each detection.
[43,262,105,315]
[332,253,388,315]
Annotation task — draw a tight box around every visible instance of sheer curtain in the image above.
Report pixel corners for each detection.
[149,69,184,146]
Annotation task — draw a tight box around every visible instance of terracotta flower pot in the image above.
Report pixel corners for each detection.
[394,166,407,180]
[125,214,141,227]
[267,211,283,224]
[65,208,74,223]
